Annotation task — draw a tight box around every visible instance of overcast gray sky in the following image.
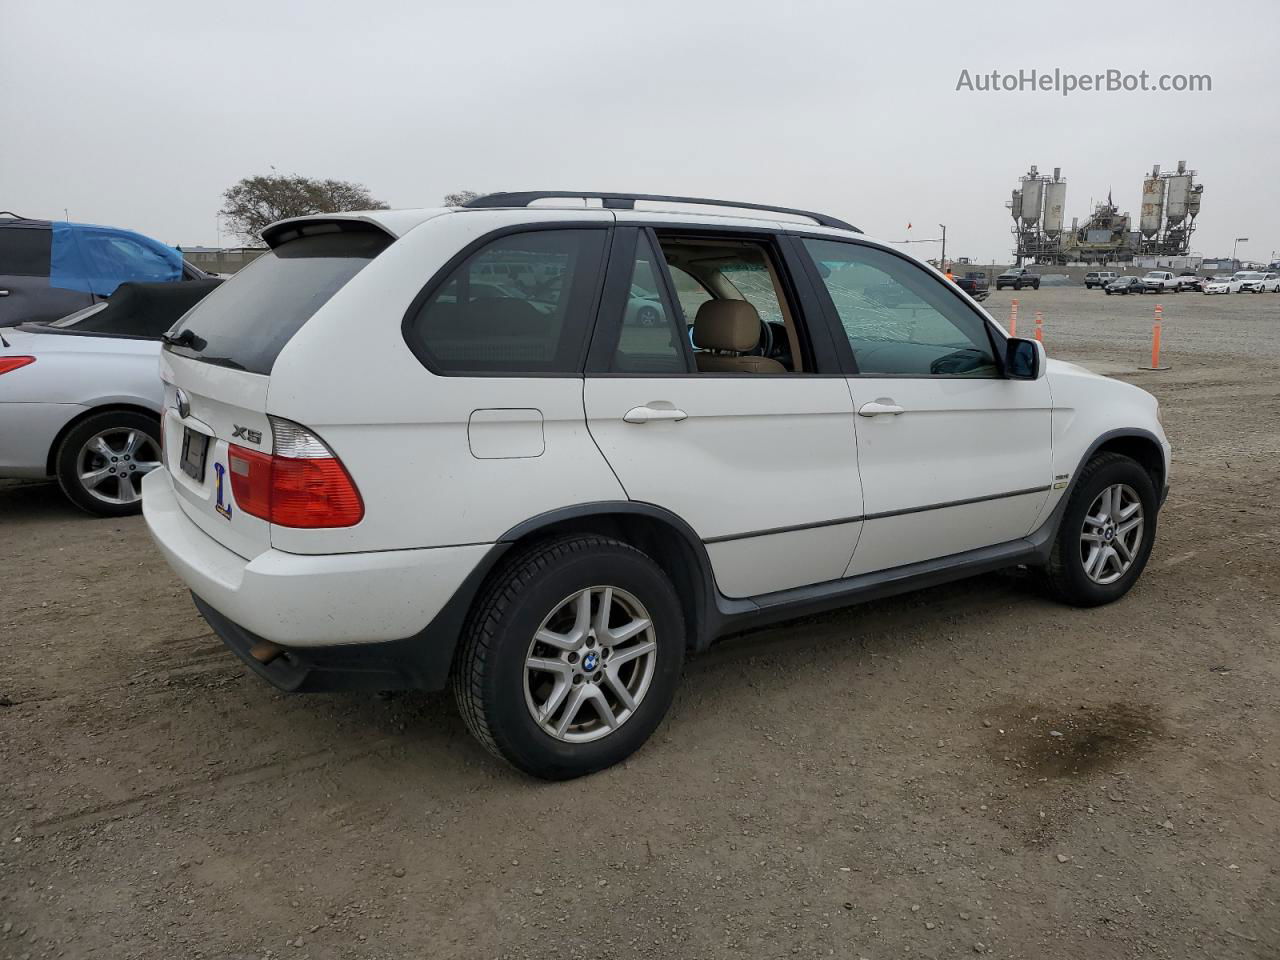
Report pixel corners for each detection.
[3,0,1277,263]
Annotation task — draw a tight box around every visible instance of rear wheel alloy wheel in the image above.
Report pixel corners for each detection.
[453,535,684,779]
[524,586,657,743]
[76,429,160,506]
[55,410,161,517]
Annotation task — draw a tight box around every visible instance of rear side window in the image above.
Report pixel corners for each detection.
[0,227,51,276]
[405,229,606,374]
[169,227,390,374]
[611,233,687,373]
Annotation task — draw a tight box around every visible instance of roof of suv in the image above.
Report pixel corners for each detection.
[262,192,864,247]
[0,213,50,230]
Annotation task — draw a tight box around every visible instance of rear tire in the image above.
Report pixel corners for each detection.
[55,410,161,517]
[1042,453,1158,607]
[452,535,685,780]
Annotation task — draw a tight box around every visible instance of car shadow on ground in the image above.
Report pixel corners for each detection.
[0,479,84,524]
[247,568,1053,784]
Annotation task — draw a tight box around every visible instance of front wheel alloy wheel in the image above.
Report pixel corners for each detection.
[1080,483,1144,584]
[1043,452,1158,607]
[524,586,657,742]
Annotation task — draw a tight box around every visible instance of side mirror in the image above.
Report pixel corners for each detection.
[1005,337,1045,380]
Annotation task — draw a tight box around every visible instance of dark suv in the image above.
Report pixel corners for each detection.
[0,214,211,326]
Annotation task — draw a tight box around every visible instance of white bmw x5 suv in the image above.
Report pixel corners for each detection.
[143,191,1170,779]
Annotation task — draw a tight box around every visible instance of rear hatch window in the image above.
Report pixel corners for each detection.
[165,224,391,374]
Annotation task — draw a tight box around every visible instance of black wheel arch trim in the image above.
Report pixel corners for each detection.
[497,500,721,650]
[1064,427,1167,504]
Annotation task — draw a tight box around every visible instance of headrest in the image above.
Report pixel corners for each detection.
[692,299,760,353]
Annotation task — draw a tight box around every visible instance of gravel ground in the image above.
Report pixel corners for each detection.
[2,285,1278,959]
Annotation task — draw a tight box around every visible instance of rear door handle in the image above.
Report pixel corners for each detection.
[0,290,9,297]
[857,400,905,417]
[623,403,688,424]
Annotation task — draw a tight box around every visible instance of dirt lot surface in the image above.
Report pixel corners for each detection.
[2,285,1278,959]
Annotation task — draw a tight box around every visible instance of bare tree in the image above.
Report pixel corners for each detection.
[219,174,389,245]
[442,190,481,206]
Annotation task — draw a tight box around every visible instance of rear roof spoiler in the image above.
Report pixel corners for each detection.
[260,215,397,249]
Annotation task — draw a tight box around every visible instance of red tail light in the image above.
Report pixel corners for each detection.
[0,356,36,375]
[228,418,363,528]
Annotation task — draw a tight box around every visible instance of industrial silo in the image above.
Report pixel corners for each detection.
[1009,189,1023,222]
[1187,183,1203,221]
[1042,169,1067,238]
[1020,171,1044,230]
[1140,165,1165,239]
[1165,175,1191,227]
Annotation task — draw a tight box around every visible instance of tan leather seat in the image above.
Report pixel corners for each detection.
[692,300,786,374]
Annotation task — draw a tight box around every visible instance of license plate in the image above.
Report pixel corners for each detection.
[180,428,209,482]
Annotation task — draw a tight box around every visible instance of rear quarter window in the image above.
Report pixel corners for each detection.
[0,226,52,276]
[167,226,390,374]
[404,228,607,375]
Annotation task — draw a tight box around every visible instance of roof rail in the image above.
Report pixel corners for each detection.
[462,191,860,233]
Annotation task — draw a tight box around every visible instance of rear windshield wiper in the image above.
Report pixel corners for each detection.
[162,328,205,350]
[196,356,247,371]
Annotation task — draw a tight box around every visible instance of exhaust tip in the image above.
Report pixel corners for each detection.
[249,639,284,664]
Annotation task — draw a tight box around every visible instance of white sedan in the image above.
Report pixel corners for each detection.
[0,280,220,515]
[1203,272,1252,294]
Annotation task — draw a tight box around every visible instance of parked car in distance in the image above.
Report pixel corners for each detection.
[0,279,222,515]
[142,191,1169,780]
[1238,271,1270,293]
[952,271,989,301]
[0,214,212,327]
[1085,271,1118,289]
[1140,271,1177,293]
[1104,276,1144,295]
[1174,273,1204,292]
[995,267,1041,290]
[1258,272,1280,293]
[1203,272,1250,294]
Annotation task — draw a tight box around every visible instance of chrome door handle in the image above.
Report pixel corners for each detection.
[857,400,905,417]
[0,290,9,297]
[623,404,688,424]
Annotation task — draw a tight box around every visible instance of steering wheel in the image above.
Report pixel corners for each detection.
[746,317,774,357]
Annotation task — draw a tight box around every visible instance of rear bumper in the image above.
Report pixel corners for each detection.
[192,594,457,692]
[143,467,500,688]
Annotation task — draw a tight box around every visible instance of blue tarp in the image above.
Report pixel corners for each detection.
[49,221,183,296]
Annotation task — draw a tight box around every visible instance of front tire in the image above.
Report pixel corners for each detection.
[55,410,161,517]
[1042,453,1158,607]
[453,535,685,779]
